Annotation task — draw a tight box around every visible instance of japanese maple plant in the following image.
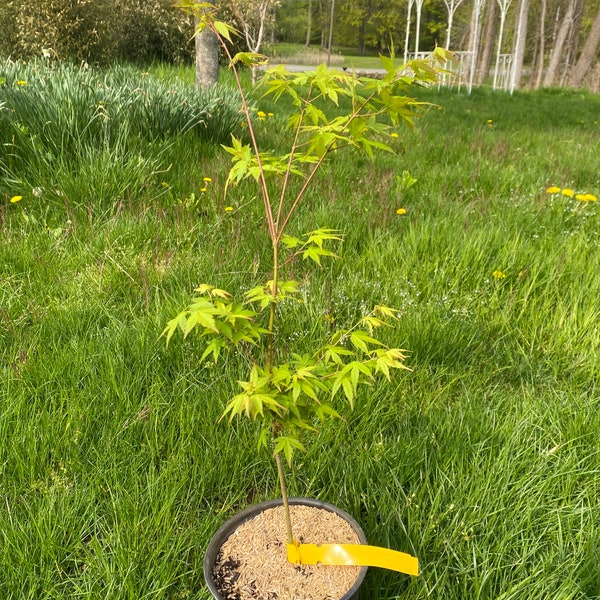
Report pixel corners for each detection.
[167,0,449,545]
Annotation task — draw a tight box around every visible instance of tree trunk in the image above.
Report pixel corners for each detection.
[510,0,530,91]
[478,0,497,83]
[195,3,218,90]
[326,0,335,65]
[543,0,575,87]
[532,0,547,88]
[568,2,600,87]
[467,0,486,91]
[305,0,312,46]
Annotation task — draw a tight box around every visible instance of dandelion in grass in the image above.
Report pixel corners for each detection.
[545,186,561,194]
[16,80,26,86]
[390,132,399,138]
[486,119,493,126]
[581,193,597,202]
[396,208,407,215]
[224,206,234,212]
[10,195,23,203]
[561,188,575,198]
[200,187,207,193]
[492,270,506,279]
[203,177,212,183]
[257,110,266,120]
[267,112,274,118]
[161,181,169,187]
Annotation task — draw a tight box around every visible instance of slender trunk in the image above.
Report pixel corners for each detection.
[510,0,530,92]
[467,0,486,91]
[568,3,600,87]
[275,452,294,544]
[305,0,312,46]
[446,10,454,49]
[478,0,497,83]
[532,0,547,89]
[195,4,218,90]
[543,0,575,87]
[326,0,335,66]
[319,0,326,48]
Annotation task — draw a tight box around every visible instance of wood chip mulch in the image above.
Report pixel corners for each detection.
[212,504,363,600]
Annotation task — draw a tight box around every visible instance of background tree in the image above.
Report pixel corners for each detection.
[510,0,530,91]
[543,0,576,86]
[306,0,313,45]
[568,1,600,87]
[195,1,219,89]
[228,0,279,84]
[530,0,547,88]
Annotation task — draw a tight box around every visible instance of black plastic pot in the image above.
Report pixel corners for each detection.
[204,497,368,600]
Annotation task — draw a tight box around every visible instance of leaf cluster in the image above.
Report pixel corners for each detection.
[168,5,448,468]
[165,282,409,464]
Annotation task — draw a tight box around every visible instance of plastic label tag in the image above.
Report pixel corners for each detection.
[287,541,419,576]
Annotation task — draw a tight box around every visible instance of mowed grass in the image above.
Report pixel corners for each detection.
[1,61,600,599]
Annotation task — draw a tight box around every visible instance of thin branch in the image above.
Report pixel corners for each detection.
[275,83,315,232]
[213,25,276,241]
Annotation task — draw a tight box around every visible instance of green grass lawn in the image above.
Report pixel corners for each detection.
[1,61,599,599]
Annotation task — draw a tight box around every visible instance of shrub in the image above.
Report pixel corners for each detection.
[0,0,194,65]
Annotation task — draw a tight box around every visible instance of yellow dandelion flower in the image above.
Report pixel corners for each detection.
[257,110,266,119]
[492,270,506,279]
[486,119,493,125]
[16,80,26,86]
[561,188,574,197]
[583,193,597,202]
[10,195,23,203]
[200,187,207,193]
[267,112,274,117]
[161,181,169,187]
[224,206,233,212]
[396,208,407,215]
[203,177,212,183]
[575,194,586,201]
[545,186,561,194]
[390,132,399,138]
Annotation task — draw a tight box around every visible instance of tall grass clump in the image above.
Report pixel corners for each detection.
[0,61,242,211]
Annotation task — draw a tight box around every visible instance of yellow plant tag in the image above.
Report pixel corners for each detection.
[287,541,419,576]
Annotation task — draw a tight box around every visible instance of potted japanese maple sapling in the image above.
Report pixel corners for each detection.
[166,3,449,598]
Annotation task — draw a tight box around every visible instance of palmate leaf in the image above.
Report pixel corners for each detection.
[231,52,268,68]
[274,435,305,466]
[349,330,384,353]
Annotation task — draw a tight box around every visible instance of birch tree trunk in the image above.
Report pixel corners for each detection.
[568,2,600,87]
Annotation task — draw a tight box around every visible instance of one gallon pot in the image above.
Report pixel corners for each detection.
[203,497,368,600]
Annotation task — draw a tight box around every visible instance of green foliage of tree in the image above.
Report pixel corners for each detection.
[172,0,449,543]
[0,0,194,64]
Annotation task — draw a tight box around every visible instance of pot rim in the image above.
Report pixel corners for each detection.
[204,497,368,600]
